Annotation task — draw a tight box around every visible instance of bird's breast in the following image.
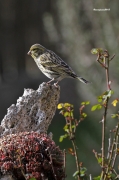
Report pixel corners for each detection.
[34,57,58,79]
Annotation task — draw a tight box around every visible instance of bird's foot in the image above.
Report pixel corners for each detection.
[54,81,59,87]
[47,78,55,84]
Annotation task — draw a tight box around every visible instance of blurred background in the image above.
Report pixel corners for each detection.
[0,0,119,178]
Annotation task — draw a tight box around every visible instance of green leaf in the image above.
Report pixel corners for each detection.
[64,134,68,138]
[63,125,69,133]
[29,178,36,180]
[97,104,102,110]
[59,136,64,142]
[73,171,79,177]
[91,48,103,54]
[97,96,103,102]
[91,104,102,111]
[59,134,68,142]
[64,103,73,108]
[91,48,98,54]
[64,111,70,117]
[70,111,74,118]
[57,103,74,109]
[97,157,102,164]
[63,125,68,131]
[110,173,116,178]
[111,90,114,95]
[98,48,103,53]
[72,125,76,129]
[91,105,98,111]
[80,167,87,177]
[93,176,101,180]
[82,113,87,118]
[86,101,90,105]
[111,114,118,118]
[81,101,90,105]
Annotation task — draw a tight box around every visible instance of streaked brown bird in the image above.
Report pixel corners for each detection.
[28,44,90,86]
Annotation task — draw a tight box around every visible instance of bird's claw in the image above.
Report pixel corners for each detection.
[54,82,59,87]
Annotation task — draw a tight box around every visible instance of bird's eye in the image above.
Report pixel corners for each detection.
[33,48,38,52]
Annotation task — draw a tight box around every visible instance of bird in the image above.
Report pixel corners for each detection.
[27,44,90,86]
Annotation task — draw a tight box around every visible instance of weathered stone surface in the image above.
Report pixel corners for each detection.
[0,83,60,137]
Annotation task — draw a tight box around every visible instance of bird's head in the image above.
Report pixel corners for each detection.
[27,44,46,59]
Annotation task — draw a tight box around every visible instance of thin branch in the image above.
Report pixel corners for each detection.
[112,131,118,168]
[101,97,109,179]
[71,139,80,180]
[110,54,115,61]
[107,131,112,159]
[104,123,119,180]
[97,59,107,69]
[89,174,92,180]
[99,54,110,179]
[69,117,80,180]
[96,53,107,69]
[95,49,117,179]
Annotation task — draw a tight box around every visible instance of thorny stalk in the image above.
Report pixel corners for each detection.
[104,123,119,180]
[101,97,110,179]
[97,51,111,179]
[71,139,80,180]
[69,111,81,180]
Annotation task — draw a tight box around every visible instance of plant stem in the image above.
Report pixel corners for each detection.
[71,139,80,180]
[103,123,119,180]
[101,98,109,179]
[107,132,111,159]
[101,55,110,179]
[112,134,118,168]
[69,110,80,180]
[89,174,92,180]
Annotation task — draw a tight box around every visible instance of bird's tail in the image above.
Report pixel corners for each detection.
[77,76,90,84]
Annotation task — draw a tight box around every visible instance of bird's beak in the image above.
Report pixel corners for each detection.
[27,51,31,55]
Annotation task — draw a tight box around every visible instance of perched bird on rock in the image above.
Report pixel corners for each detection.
[28,44,90,86]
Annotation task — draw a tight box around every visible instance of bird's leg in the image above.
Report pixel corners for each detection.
[47,78,55,84]
[54,81,59,87]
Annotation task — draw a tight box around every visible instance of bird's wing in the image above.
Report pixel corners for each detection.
[40,50,77,77]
